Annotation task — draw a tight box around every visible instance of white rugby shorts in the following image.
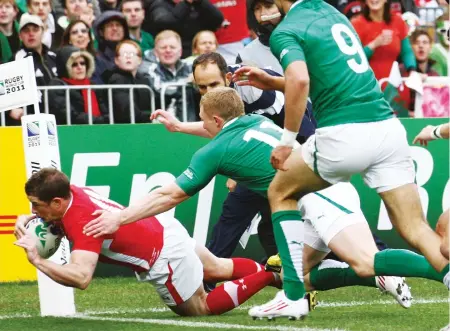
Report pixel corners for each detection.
[302,118,415,193]
[300,182,366,252]
[136,216,203,306]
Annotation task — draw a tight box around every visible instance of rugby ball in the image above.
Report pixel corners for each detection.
[25,218,63,259]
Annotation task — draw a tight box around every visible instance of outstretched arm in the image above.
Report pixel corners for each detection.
[151,109,211,138]
[83,182,189,237]
[413,123,449,146]
[14,236,98,290]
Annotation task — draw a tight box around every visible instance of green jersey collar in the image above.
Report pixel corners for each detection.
[289,0,305,12]
[222,117,239,129]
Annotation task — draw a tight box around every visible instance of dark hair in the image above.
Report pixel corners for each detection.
[410,29,432,44]
[192,52,228,79]
[25,168,71,203]
[26,0,52,8]
[61,19,96,55]
[362,0,391,24]
[120,0,144,11]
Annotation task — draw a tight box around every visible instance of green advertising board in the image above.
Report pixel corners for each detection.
[57,119,449,276]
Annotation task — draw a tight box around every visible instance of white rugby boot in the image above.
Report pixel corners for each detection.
[248,290,309,321]
[375,276,412,308]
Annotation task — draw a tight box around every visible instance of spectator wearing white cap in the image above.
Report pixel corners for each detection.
[26,0,64,51]
[15,14,58,111]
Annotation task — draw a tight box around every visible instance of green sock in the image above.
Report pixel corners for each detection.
[272,210,305,301]
[374,249,445,282]
[309,260,376,290]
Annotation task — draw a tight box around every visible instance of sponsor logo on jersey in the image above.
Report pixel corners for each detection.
[280,49,289,61]
[183,169,194,180]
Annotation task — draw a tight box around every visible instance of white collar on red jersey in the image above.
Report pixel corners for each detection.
[62,193,73,219]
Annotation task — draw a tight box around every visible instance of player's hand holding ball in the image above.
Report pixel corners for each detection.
[14,217,63,263]
[14,214,36,239]
[14,234,40,264]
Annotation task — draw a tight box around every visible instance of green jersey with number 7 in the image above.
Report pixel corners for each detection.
[269,0,393,128]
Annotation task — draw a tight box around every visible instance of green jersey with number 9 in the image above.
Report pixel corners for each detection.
[270,0,393,128]
[176,115,284,198]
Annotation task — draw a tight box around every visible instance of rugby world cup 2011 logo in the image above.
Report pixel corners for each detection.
[27,121,41,147]
[47,121,57,146]
[0,81,5,96]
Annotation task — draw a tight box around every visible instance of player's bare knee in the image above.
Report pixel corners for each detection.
[348,254,375,278]
[205,257,230,280]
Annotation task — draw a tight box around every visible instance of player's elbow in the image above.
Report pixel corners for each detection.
[77,279,91,290]
[293,76,309,89]
[77,274,93,290]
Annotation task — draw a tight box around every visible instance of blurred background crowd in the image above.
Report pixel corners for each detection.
[0,0,448,125]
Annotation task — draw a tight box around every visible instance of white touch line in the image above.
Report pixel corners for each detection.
[70,315,346,331]
[1,297,447,321]
[0,313,32,320]
[77,298,449,316]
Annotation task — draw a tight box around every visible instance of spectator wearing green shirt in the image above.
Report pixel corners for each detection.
[121,0,154,54]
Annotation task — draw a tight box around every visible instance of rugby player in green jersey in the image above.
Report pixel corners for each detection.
[84,88,448,320]
[233,0,450,317]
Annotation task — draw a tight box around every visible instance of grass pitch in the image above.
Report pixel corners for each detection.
[0,277,448,331]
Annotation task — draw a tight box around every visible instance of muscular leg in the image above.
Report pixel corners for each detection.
[436,209,449,259]
[302,244,329,291]
[268,150,330,301]
[268,150,330,212]
[380,184,449,273]
[191,244,278,315]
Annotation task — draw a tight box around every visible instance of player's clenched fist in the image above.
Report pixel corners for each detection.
[270,146,292,171]
[83,210,121,237]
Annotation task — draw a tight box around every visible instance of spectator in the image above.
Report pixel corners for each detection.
[61,19,95,55]
[92,10,130,83]
[0,0,20,63]
[48,45,109,124]
[15,14,57,86]
[210,0,249,64]
[99,0,120,12]
[27,0,63,50]
[103,40,152,123]
[398,29,440,115]
[143,30,198,121]
[183,30,217,65]
[409,30,439,76]
[143,0,223,58]
[14,14,57,119]
[56,0,95,30]
[430,9,449,76]
[79,3,95,28]
[121,0,154,53]
[351,0,417,81]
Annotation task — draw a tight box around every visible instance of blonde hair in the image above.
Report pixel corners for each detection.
[154,30,181,46]
[192,30,218,55]
[115,40,142,58]
[200,87,245,122]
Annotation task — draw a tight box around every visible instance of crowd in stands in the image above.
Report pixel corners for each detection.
[0,0,448,126]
